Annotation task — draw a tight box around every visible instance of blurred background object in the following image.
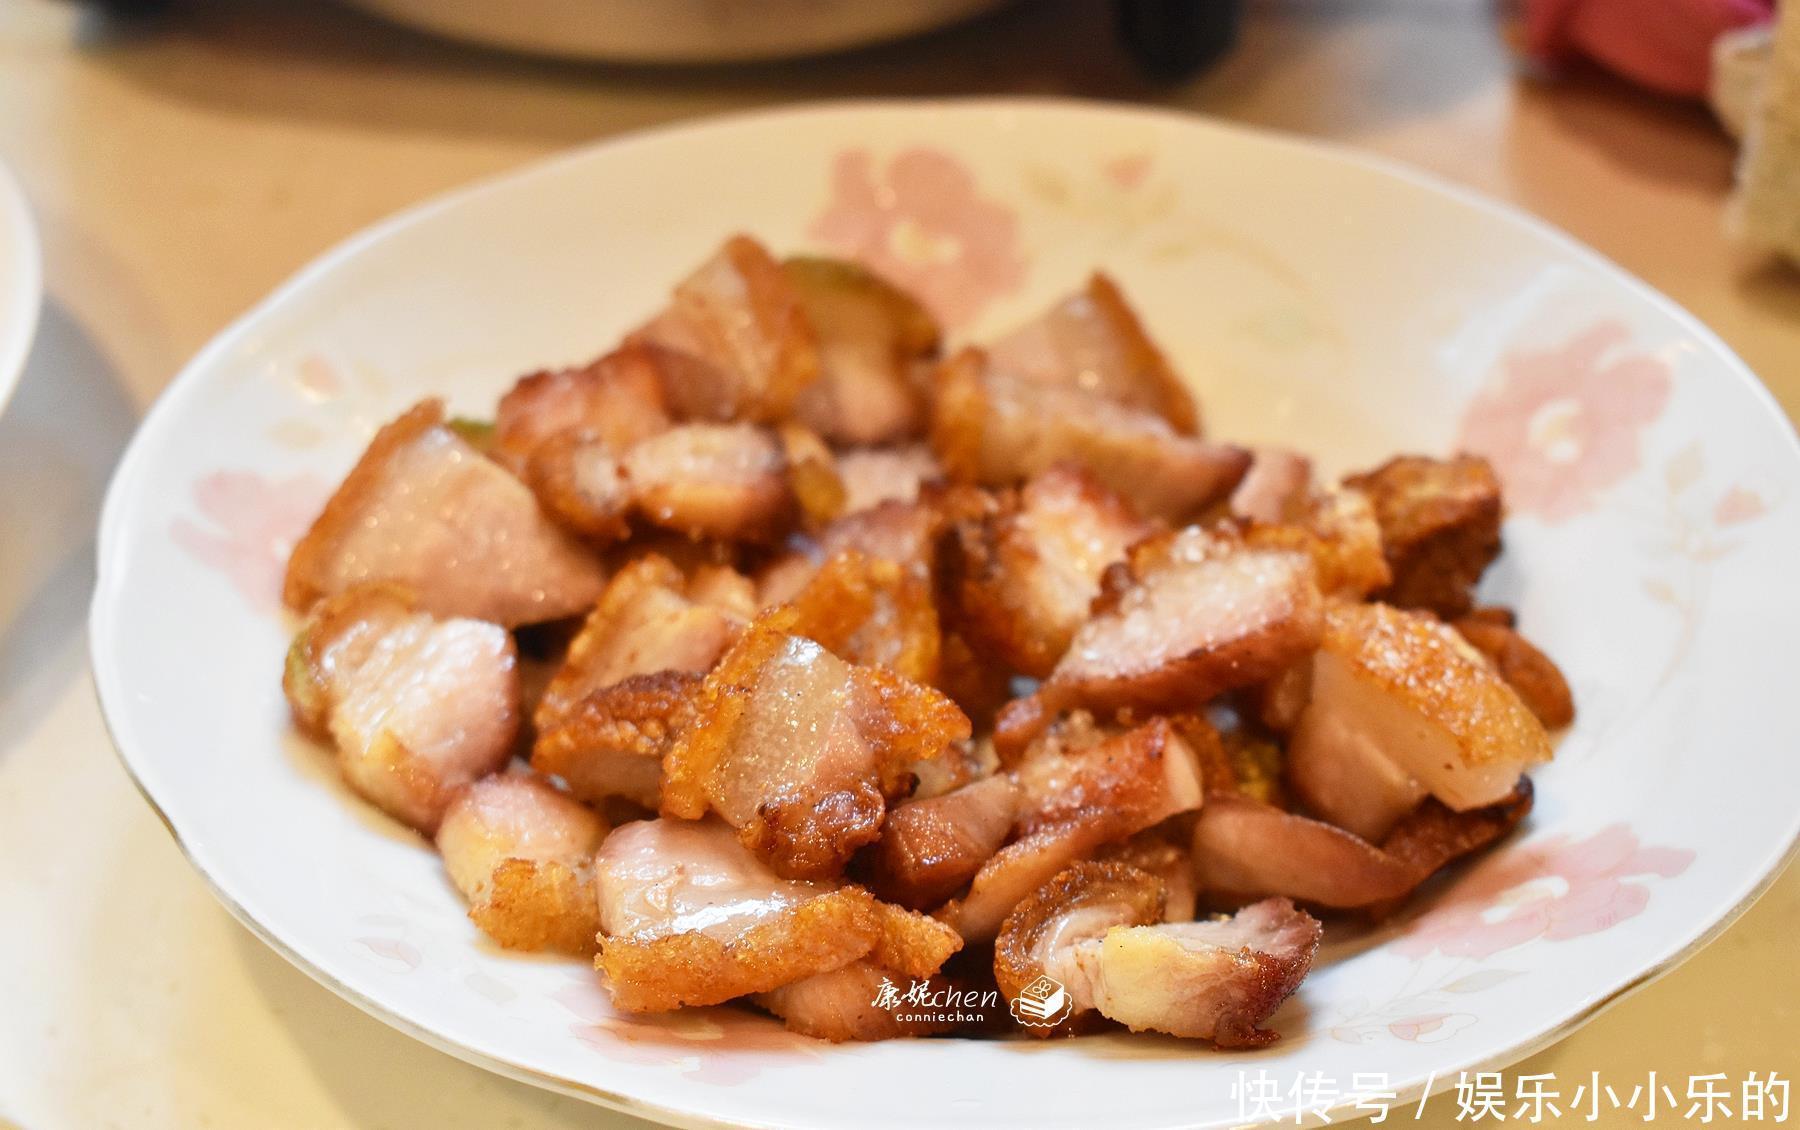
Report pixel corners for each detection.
[1520,0,1774,97]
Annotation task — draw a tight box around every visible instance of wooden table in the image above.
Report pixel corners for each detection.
[0,1,1793,1126]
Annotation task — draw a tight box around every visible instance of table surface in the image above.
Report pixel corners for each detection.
[0,1,1795,1127]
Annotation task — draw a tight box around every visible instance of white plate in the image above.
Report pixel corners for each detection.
[91,101,1800,1130]
[0,159,41,419]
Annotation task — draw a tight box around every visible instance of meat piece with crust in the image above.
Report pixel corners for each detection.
[785,256,939,446]
[1241,487,1391,600]
[836,445,943,515]
[436,772,607,954]
[995,529,1324,758]
[866,774,1020,910]
[593,818,883,1012]
[1344,454,1502,618]
[283,400,607,626]
[1065,898,1321,1046]
[1287,601,1551,834]
[950,463,1154,678]
[623,422,794,542]
[987,273,1199,433]
[1229,448,1313,524]
[1452,615,1576,729]
[492,345,673,476]
[755,961,958,1041]
[786,549,941,685]
[932,347,1248,522]
[627,234,820,424]
[284,585,520,833]
[993,861,1166,1036]
[661,610,972,879]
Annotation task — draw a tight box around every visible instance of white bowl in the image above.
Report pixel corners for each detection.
[91,100,1800,1130]
[0,160,41,419]
[339,0,1013,63]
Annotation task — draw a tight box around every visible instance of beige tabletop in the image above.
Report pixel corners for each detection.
[0,1,1794,1127]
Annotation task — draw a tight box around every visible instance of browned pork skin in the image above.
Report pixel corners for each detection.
[594,819,883,1012]
[867,774,1020,910]
[950,463,1154,678]
[786,549,941,685]
[835,445,944,515]
[493,345,673,476]
[785,256,939,446]
[1345,454,1502,618]
[933,348,1249,522]
[628,234,820,424]
[1064,898,1322,1046]
[283,400,607,626]
[284,585,520,833]
[1230,448,1313,524]
[993,861,1166,1037]
[530,555,751,809]
[1452,615,1576,729]
[1287,601,1550,839]
[1241,487,1392,600]
[436,772,607,954]
[995,528,1324,758]
[661,610,971,879]
[987,273,1200,434]
[624,422,794,542]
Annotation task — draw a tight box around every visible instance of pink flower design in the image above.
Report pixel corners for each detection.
[1397,824,1693,960]
[1103,152,1154,190]
[170,470,326,612]
[1457,320,1671,524]
[810,147,1026,329]
[1387,1012,1477,1043]
[1713,484,1769,527]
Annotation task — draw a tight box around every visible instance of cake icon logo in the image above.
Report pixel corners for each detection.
[1009,974,1072,1028]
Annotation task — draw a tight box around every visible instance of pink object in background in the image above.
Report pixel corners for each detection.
[1523,0,1775,96]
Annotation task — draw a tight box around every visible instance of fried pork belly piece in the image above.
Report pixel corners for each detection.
[283,400,607,626]
[933,347,1249,522]
[994,861,1166,1036]
[755,960,957,1041]
[950,464,1154,678]
[995,529,1324,757]
[593,819,884,1012]
[987,273,1199,434]
[1065,898,1321,1047]
[943,717,1204,943]
[1096,834,1198,923]
[1192,782,1533,913]
[628,234,820,424]
[779,423,848,529]
[836,445,943,515]
[787,550,941,685]
[284,585,520,833]
[662,612,972,879]
[522,429,637,542]
[1242,487,1391,599]
[1452,616,1576,729]
[436,773,607,954]
[531,556,751,808]
[867,774,1020,909]
[623,422,794,542]
[1229,448,1313,524]
[1344,454,1502,618]
[492,345,673,476]
[1287,601,1551,837]
[785,257,939,446]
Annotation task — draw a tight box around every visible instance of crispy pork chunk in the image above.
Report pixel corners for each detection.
[284,585,520,833]
[1063,898,1321,1046]
[283,400,607,626]
[986,273,1200,434]
[993,862,1166,1036]
[531,555,752,809]
[593,818,883,1012]
[1242,487,1391,599]
[836,445,944,515]
[436,772,607,954]
[661,611,972,879]
[785,257,939,446]
[932,347,1249,522]
[1096,835,1198,923]
[787,549,941,685]
[943,717,1204,943]
[755,961,955,1041]
[950,464,1155,678]
[627,234,820,424]
[1345,454,1502,617]
[492,345,673,476]
[623,422,794,542]
[867,774,1020,909]
[1452,615,1576,729]
[995,529,1324,757]
[1287,601,1550,838]
[1229,448,1313,524]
